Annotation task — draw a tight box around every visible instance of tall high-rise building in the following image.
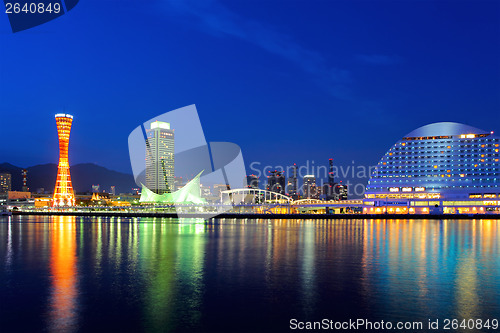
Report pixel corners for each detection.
[336,182,348,201]
[213,184,229,197]
[266,170,286,194]
[173,177,185,191]
[52,114,75,207]
[303,175,319,199]
[324,158,336,200]
[246,175,259,189]
[146,121,175,194]
[287,164,298,199]
[0,173,11,193]
[22,169,28,192]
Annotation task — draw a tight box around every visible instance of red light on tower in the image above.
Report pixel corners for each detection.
[52,113,75,207]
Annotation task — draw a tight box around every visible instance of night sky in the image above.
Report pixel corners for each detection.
[1,0,499,178]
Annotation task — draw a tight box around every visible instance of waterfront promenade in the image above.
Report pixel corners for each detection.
[12,210,500,220]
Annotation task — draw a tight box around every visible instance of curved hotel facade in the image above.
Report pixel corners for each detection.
[364,122,500,214]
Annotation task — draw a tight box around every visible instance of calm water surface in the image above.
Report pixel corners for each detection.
[0,216,499,332]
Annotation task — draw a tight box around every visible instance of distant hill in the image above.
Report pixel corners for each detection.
[0,162,137,194]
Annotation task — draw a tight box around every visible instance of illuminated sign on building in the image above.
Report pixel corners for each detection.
[385,201,407,206]
[414,187,426,192]
[402,187,412,192]
[389,187,400,192]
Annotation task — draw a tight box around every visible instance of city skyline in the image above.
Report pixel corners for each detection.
[2,3,500,333]
[0,1,498,175]
[1,112,498,202]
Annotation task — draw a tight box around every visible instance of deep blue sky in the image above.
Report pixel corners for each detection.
[1,0,499,177]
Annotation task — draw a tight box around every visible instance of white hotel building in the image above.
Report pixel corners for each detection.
[364,122,500,214]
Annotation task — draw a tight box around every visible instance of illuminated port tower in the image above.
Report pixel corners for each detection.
[52,114,75,206]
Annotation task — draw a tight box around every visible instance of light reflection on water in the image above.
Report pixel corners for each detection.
[0,217,499,332]
[48,216,78,332]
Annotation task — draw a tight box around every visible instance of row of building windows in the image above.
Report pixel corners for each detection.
[367,185,500,191]
[385,152,499,158]
[374,176,499,180]
[399,139,499,145]
[394,145,499,151]
[383,160,499,165]
[383,164,500,168]
[402,134,493,141]
[379,167,496,172]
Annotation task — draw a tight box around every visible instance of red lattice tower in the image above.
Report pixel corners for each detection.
[52,114,75,207]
